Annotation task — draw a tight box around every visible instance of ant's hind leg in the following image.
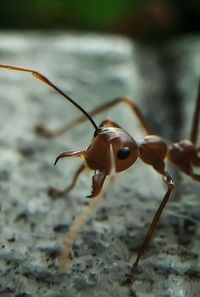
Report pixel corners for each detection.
[49,164,86,199]
[190,80,200,145]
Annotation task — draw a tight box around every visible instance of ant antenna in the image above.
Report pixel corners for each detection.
[0,64,99,132]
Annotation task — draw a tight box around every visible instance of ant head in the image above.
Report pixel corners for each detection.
[85,127,139,174]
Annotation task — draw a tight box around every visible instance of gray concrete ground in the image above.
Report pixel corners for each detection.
[0,32,199,297]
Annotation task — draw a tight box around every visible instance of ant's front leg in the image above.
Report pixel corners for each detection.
[35,96,155,139]
[35,117,85,139]
[48,151,86,199]
[48,118,120,199]
[35,117,122,139]
[35,123,58,139]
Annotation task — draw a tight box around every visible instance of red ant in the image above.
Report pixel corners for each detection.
[0,64,199,285]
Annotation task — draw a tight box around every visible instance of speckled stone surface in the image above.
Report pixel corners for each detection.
[0,32,200,297]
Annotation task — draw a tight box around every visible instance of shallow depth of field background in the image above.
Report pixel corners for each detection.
[0,1,200,297]
[0,0,200,40]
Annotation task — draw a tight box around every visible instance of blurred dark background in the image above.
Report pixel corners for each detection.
[0,0,200,40]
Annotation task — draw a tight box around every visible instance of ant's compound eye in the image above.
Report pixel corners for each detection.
[117,147,131,160]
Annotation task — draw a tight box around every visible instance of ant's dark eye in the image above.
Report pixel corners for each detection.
[117,147,131,160]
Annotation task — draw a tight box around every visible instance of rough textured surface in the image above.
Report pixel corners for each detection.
[0,32,200,297]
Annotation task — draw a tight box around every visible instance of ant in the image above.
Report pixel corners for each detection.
[0,64,199,285]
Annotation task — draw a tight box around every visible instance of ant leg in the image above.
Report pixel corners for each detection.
[168,139,200,181]
[190,80,200,144]
[48,150,86,198]
[36,96,155,138]
[99,119,122,128]
[191,172,200,181]
[123,173,175,286]
[49,164,86,199]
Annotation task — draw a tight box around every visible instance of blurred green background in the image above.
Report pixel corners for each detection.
[0,0,200,40]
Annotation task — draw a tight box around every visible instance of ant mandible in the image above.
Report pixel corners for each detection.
[0,64,199,285]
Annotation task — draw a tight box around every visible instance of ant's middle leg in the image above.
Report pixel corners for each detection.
[123,172,175,286]
[122,136,175,285]
[35,96,155,138]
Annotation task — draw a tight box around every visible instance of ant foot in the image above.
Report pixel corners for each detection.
[34,123,54,138]
[48,187,65,199]
[121,271,136,286]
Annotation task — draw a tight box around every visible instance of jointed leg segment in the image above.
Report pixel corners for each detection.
[0,64,154,137]
[190,80,200,145]
[1,63,199,286]
[123,172,175,285]
[49,163,86,198]
[49,151,86,198]
[36,96,155,137]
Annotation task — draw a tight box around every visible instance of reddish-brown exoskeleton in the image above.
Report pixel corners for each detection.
[0,64,199,285]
